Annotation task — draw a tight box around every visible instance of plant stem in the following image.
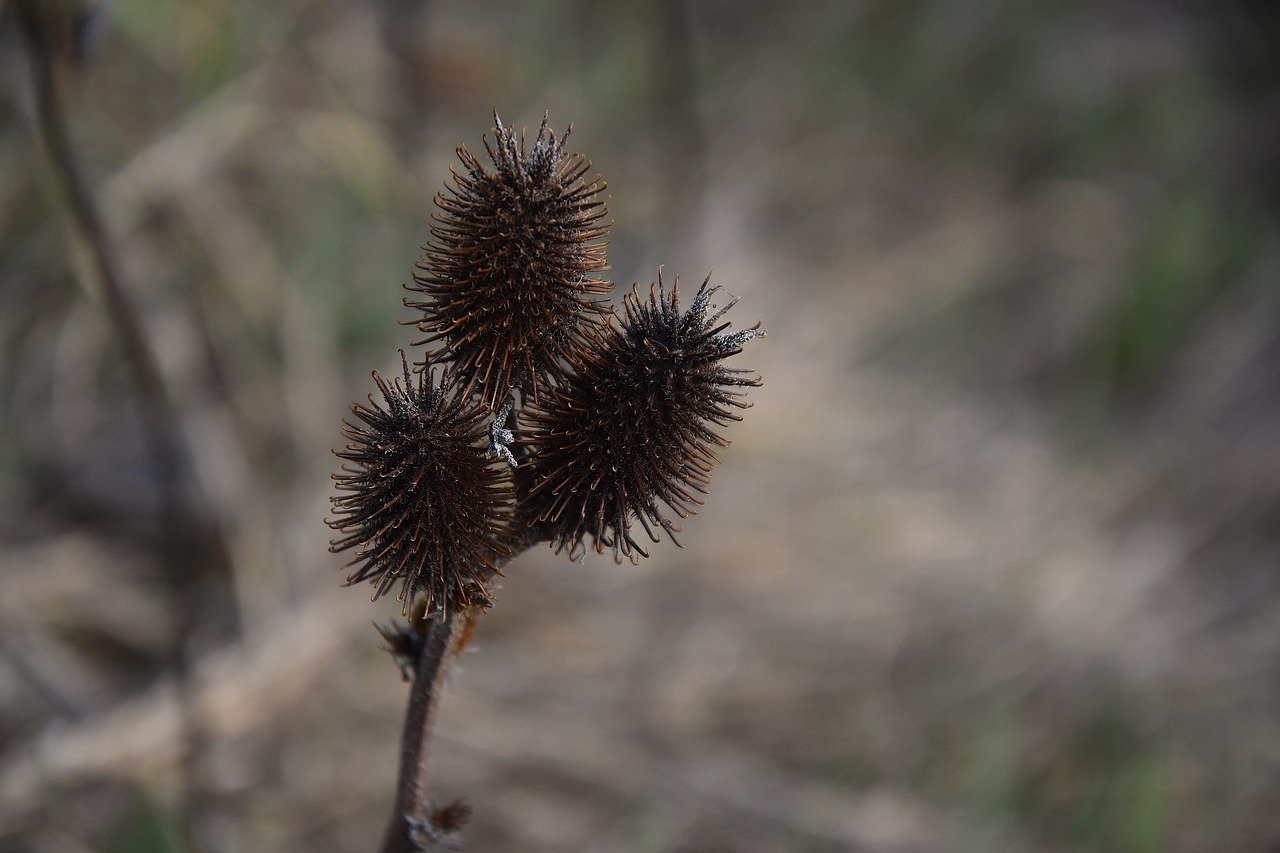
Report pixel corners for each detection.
[381,611,460,852]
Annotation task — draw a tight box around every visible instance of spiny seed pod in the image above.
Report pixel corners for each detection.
[519,273,764,561]
[329,353,516,616]
[407,112,611,409]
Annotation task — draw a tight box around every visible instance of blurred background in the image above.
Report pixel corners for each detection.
[2,1,1280,850]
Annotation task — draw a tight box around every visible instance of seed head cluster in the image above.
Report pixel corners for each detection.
[406,113,610,409]
[329,354,515,616]
[331,114,762,621]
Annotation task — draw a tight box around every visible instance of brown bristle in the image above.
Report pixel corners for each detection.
[518,272,763,561]
[407,112,611,409]
[328,353,516,616]
[375,621,420,680]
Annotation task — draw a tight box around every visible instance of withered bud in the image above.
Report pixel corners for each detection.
[406,799,473,849]
[407,112,611,409]
[430,800,473,835]
[519,273,763,561]
[329,353,516,616]
[375,622,421,680]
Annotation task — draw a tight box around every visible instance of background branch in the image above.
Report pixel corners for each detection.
[16,0,184,496]
[14,2,241,844]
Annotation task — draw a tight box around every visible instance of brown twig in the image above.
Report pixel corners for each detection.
[16,0,185,497]
[15,2,238,844]
[14,2,240,602]
[380,534,533,850]
[381,610,461,852]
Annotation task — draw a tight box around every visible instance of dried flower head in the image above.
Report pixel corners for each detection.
[407,112,611,409]
[519,273,764,561]
[329,353,516,616]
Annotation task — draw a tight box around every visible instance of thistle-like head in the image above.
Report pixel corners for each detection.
[328,353,516,616]
[407,112,611,409]
[519,272,764,561]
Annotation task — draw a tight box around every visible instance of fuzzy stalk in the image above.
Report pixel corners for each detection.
[381,610,461,853]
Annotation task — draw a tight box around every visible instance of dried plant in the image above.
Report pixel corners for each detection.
[519,274,764,561]
[406,113,611,409]
[330,115,763,851]
[329,353,516,618]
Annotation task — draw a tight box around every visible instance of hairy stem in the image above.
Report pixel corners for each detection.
[380,529,536,849]
[381,611,460,852]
